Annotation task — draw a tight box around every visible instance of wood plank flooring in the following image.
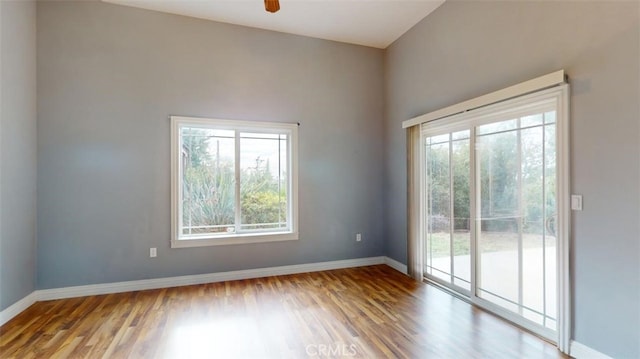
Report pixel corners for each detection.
[0,265,566,358]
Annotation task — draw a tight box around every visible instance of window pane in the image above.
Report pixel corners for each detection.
[181,127,236,235]
[427,133,450,145]
[477,126,519,306]
[544,124,557,329]
[477,119,517,135]
[425,140,451,283]
[452,130,470,141]
[241,132,280,140]
[452,138,470,290]
[240,132,288,231]
[544,111,556,124]
[521,127,544,316]
[475,117,558,328]
[521,114,543,127]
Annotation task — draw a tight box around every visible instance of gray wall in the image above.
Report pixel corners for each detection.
[37,1,385,289]
[0,0,37,311]
[384,1,640,357]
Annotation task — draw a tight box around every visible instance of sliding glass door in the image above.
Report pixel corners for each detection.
[422,88,567,341]
[475,113,557,331]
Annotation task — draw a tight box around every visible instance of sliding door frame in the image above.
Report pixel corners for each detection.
[419,84,570,352]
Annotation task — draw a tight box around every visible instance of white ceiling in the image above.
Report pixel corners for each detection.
[103,0,445,49]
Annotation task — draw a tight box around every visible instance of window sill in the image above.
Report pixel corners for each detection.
[171,231,299,248]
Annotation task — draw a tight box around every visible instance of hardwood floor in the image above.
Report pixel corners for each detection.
[0,265,566,358]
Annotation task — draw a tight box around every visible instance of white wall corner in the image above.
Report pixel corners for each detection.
[570,340,613,359]
[384,256,408,274]
[0,291,38,327]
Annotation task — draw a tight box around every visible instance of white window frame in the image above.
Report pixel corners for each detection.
[170,116,298,248]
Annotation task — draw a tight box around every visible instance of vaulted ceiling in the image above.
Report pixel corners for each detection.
[104,0,445,48]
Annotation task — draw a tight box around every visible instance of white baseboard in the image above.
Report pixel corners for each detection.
[1,256,399,326]
[37,256,386,301]
[0,292,38,327]
[570,340,612,359]
[384,256,408,274]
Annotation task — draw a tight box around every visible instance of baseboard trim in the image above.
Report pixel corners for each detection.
[0,292,38,327]
[384,256,407,274]
[569,340,612,359]
[36,256,386,301]
[1,256,399,326]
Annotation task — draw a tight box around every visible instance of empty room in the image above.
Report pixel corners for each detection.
[1,0,639,358]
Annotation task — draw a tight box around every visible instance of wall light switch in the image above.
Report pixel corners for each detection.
[150,247,157,258]
[571,195,583,211]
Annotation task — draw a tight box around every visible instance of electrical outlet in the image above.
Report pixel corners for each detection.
[150,247,157,258]
[356,233,362,242]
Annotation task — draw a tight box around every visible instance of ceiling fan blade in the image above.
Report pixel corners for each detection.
[265,0,280,13]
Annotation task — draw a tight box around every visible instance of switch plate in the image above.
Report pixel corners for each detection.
[571,195,583,211]
[356,233,362,242]
[150,247,157,258]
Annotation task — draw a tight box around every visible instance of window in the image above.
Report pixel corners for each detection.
[171,116,298,247]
